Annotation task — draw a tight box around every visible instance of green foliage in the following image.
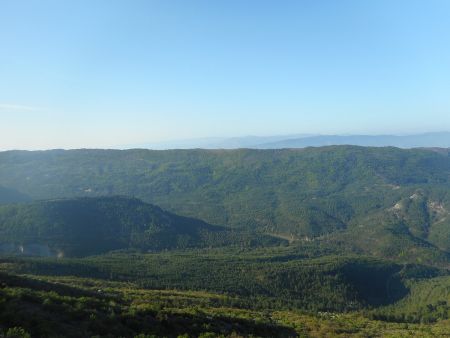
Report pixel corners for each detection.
[0,197,284,257]
[0,269,449,338]
[4,327,31,338]
[1,147,450,264]
[0,271,297,337]
[1,251,418,312]
[1,146,450,336]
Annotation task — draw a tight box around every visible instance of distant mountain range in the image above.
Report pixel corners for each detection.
[124,134,311,149]
[127,132,450,149]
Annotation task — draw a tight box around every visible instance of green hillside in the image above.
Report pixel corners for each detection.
[1,147,450,233]
[0,271,297,338]
[1,269,449,338]
[1,147,450,265]
[5,249,446,312]
[1,146,450,335]
[0,197,283,257]
[1,251,450,337]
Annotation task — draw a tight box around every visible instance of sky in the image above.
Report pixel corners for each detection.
[1,0,450,150]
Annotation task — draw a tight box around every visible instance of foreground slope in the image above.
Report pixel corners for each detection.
[0,271,297,338]
[1,255,449,337]
[5,249,446,312]
[0,197,282,257]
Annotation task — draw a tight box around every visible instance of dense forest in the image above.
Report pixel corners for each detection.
[2,147,450,264]
[1,146,450,337]
[0,252,449,337]
[0,196,283,257]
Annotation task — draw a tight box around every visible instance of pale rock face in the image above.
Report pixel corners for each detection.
[410,193,421,200]
[428,201,447,215]
[393,202,402,210]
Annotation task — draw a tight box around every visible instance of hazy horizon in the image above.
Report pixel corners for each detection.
[2,1,450,149]
[2,130,450,151]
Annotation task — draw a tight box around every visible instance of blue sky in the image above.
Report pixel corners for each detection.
[1,0,450,149]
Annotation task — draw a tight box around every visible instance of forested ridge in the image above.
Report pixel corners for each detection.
[2,147,450,264]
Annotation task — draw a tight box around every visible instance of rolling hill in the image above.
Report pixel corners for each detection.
[0,196,283,257]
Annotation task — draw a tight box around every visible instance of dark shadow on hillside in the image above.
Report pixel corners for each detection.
[340,262,409,306]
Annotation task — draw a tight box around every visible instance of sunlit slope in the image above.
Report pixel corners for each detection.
[1,269,448,337]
